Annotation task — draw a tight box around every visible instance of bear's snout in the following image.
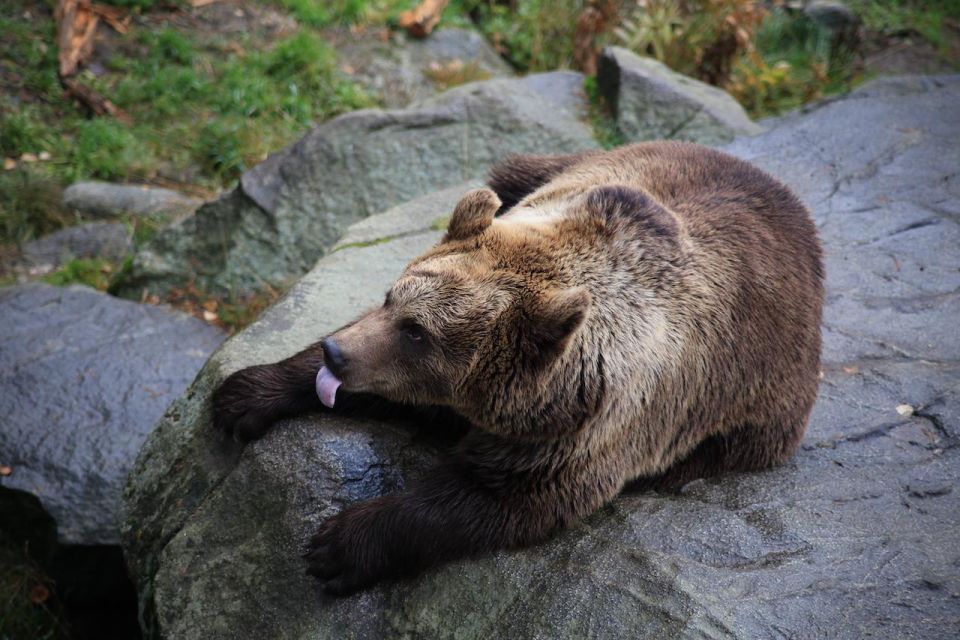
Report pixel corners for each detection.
[321,337,347,376]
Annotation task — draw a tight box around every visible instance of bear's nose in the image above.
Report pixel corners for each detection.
[321,338,347,375]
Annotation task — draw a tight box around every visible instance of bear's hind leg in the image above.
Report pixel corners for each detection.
[632,419,806,492]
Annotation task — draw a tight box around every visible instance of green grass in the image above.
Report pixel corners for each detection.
[729,8,858,117]
[272,0,382,27]
[848,0,960,48]
[0,169,71,246]
[0,2,375,191]
[89,27,375,184]
[0,108,50,158]
[41,258,119,291]
[450,0,588,71]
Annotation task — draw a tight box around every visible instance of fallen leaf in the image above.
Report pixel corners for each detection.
[842,366,859,375]
[3,158,15,170]
[21,153,38,163]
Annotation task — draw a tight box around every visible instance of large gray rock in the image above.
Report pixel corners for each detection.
[62,181,203,219]
[121,76,960,639]
[0,284,225,544]
[117,73,599,299]
[333,27,514,108]
[597,46,763,145]
[21,223,131,272]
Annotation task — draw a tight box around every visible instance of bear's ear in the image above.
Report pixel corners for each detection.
[531,287,592,357]
[445,188,501,241]
[584,185,679,243]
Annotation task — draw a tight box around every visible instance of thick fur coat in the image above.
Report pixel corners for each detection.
[213,141,824,594]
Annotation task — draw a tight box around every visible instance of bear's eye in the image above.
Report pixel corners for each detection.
[403,324,426,344]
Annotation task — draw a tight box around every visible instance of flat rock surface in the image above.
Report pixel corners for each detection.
[118,73,598,299]
[121,75,960,639]
[0,284,225,544]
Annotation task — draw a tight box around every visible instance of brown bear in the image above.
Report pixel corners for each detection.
[213,141,824,595]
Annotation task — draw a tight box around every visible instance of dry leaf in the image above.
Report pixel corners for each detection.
[3,158,16,170]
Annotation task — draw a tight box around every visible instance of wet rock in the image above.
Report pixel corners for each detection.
[335,27,514,108]
[62,181,203,220]
[117,74,598,299]
[121,75,960,639]
[0,283,225,544]
[597,46,763,145]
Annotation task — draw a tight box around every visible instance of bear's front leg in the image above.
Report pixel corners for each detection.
[304,434,621,595]
[213,341,326,441]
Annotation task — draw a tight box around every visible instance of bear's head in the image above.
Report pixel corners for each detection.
[317,187,605,437]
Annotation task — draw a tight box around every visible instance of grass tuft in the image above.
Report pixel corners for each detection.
[0,169,70,246]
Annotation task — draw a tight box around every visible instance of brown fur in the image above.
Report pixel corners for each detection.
[213,141,824,595]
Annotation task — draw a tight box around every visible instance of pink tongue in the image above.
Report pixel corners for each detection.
[316,366,342,408]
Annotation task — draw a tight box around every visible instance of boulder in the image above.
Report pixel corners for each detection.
[0,283,225,544]
[17,223,132,275]
[0,222,133,281]
[62,182,203,220]
[597,46,763,145]
[117,73,598,299]
[121,75,960,639]
[333,27,514,108]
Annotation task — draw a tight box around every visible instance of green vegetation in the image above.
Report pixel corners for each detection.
[3,0,957,332]
[584,76,624,150]
[1,1,373,192]
[273,0,374,27]
[41,258,119,291]
[0,170,71,246]
[729,9,855,117]
[453,0,588,71]
[848,0,960,48]
[90,27,374,184]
